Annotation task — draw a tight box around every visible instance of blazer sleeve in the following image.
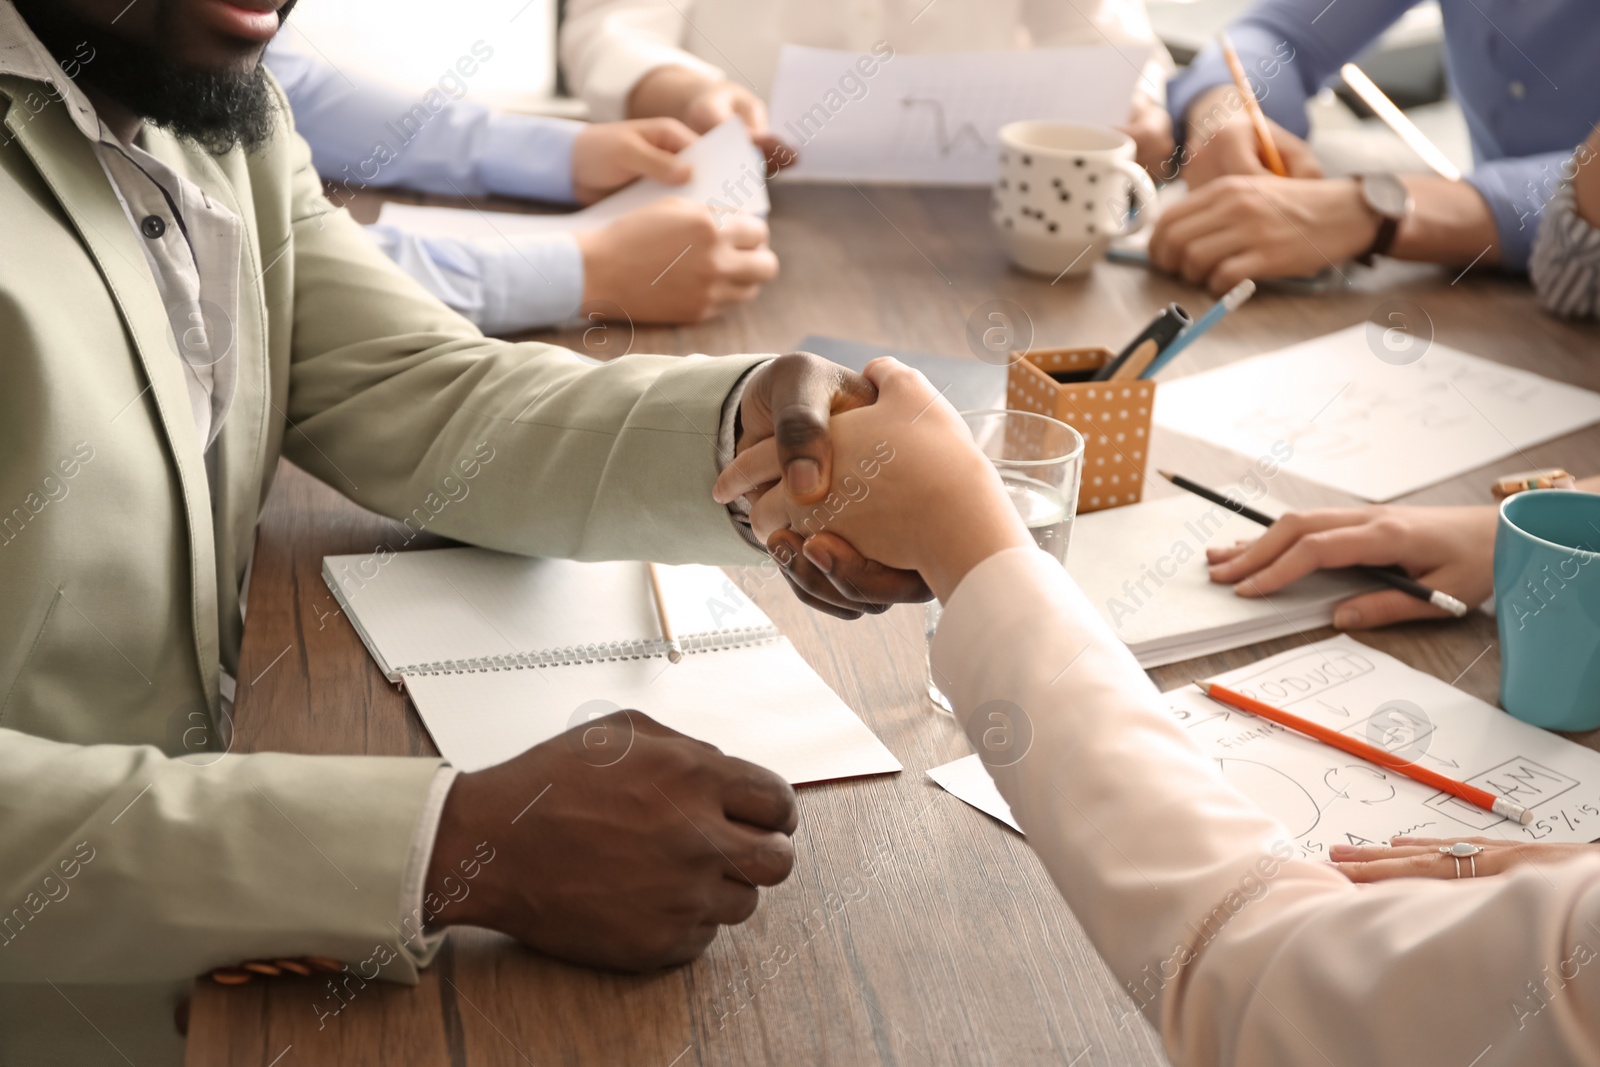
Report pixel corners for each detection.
[0,725,448,984]
[276,103,768,567]
[931,546,1600,1066]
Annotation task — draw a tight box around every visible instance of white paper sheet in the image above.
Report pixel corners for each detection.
[926,754,1019,831]
[1152,325,1600,501]
[930,636,1600,854]
[767,45,1151,185]
[375,117,768,240]
[403,639,902,784]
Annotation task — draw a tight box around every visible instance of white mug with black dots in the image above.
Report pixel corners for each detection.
[992,121,1156,277]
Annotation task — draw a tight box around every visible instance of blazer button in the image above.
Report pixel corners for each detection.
[140,214,166,239]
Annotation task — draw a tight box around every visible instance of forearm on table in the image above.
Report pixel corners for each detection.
[362,226,586,335]
[932,548,1600,1064]
[267,49,580,203]
[1392,174,1503,267]
[0,727,444,984]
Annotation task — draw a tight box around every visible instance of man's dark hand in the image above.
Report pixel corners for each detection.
[425,711,797,972]
[768,530,935,619]
[722,353,933,618]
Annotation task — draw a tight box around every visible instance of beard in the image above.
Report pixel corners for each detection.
[14,0,296,154]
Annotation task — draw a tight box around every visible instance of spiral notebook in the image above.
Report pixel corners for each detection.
[321,548,901,783]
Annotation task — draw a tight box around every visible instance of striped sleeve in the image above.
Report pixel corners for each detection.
[1531,180,1600,320]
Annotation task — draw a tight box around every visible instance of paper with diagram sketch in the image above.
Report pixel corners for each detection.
[322,548,899,784]
[1152,325,1600,501]
[1066,493,1380,667]
[768,44,1152,185]
[931,635,1600,853]
[374,117,767,240]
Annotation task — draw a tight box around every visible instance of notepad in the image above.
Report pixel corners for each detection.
[931,635,1600,852]
[322,549,900,783]
[1065,493,1381,667]
[374,117,768,241]
[1152,325,1600,501]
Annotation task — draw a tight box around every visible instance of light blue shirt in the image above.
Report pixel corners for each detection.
[265,40,586,334]
[1167,0,1600,270]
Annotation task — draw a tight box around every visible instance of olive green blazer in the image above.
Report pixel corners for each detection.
[0,56,766,1062]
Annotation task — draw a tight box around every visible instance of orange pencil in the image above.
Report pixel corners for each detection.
[1218,33,1288,177]
[1195,680,1533,826]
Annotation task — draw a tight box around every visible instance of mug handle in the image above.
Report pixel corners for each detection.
[1107,159,1158,237]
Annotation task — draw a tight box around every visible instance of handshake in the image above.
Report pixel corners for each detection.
[716,356,1034,606]
[424,357,1033,972]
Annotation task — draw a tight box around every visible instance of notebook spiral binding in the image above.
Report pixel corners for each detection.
[396,625,779,677]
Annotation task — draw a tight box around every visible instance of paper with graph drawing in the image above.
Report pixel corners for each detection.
[768,45,1152,185]
[374,117,767,240]
[930,636,1600,855]
[1152,326,1600,501]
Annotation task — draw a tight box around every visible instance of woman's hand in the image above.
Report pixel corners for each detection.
[1330,837,1596,882]
[1205,505,1497,629]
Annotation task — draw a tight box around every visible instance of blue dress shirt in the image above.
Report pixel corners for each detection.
[265,40,586,334]
[1167,0,1600,269]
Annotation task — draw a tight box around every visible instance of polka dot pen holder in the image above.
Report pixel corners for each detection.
[1006,346,1153,513]
[993,121,1156,278]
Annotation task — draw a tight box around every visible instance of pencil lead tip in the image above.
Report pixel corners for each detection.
[1192,680,1211,694]
[1157,469,1174,481]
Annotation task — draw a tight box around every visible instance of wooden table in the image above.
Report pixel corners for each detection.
[186,183,1600,1066]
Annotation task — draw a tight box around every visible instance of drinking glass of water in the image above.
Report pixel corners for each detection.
[925,409,1084,713]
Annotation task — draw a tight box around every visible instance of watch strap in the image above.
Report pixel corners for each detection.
[1357,174,1406,267]
[1358,215,1400,267]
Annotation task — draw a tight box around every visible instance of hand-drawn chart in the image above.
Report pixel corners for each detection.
[1170,636,1600,855]
[897,98,988,158]
[767,44,1151,185]
[1152,326,1600,500]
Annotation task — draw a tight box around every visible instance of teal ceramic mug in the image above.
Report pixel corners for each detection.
[1494,490,1600,730]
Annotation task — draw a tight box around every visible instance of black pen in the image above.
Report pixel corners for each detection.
[1093,303,1192,382]
[1158,470,1469,618]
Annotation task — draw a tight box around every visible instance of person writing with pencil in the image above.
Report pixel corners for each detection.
[720,360,1600,1066]
[1147,0,1600,295]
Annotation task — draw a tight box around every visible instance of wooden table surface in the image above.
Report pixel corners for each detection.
[187,183,1600,1066]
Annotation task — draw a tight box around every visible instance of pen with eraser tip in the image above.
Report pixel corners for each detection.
[1158,470,1470,618]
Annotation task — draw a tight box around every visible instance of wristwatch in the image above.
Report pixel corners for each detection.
[1356,173,1413,266]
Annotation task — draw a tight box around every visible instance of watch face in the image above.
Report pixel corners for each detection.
[1362,173,1411,219]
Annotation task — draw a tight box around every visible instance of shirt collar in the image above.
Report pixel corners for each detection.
[0,0,117,142]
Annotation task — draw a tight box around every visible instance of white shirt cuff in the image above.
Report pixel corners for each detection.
[717,361,770,549]
[396,764,460,966]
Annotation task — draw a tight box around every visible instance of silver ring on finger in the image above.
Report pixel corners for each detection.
[1441,841,1482,878]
